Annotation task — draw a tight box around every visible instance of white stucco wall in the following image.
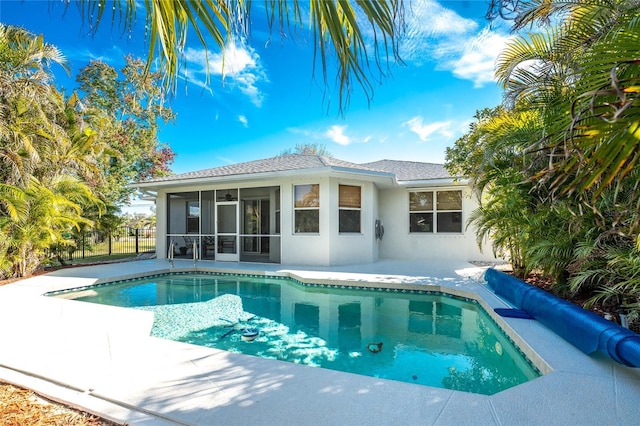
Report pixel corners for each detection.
[328,179,377,266]
[279,176,331,266]
[277,176,378,266]
[155,193,167,259]
[377,185,497,262]
[152,175,496,266]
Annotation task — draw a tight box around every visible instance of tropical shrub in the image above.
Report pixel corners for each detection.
[451,0,640,329]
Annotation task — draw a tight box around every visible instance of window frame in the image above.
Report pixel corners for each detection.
[275,188,281,235]
[338,184,361,233]
[409,191,434,233]
[186,200,200,233]
[435,190,463,233]
[293,184,320,234]
[408,189,463,234]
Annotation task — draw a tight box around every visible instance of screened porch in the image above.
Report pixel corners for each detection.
[166,186,281,263]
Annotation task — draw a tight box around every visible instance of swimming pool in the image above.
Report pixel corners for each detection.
[50,272,540,395]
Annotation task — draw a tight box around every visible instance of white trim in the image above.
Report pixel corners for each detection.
[133,167,397,190]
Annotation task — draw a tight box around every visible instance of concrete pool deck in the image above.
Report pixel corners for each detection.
[0,259,639,425]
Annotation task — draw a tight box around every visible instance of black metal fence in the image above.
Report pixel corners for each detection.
[59,227,156,261]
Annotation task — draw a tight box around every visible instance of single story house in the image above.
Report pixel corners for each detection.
[134,154,497,266]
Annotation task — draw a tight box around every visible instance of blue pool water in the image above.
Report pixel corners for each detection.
[53,272,540,394]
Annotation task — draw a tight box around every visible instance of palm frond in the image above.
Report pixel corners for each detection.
[76,0,404,113]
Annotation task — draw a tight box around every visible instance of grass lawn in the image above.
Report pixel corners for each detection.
[61,236,156,264]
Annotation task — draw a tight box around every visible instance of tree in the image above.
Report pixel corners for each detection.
[0,177,98,277]
[71,0,405,113]
[446,106,543,277]
[278,143,333,157]
[494,0,640,202]
[448,0,640,325]
[0,25,104,278]
[0,24,69,186]
[75,56,176,205]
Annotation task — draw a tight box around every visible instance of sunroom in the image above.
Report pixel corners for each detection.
[165,186,281,263]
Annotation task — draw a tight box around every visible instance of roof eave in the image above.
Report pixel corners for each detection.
[131,166,397,191]
[397,177,469,187]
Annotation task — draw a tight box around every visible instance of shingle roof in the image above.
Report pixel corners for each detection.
[146,155,381,183]
[142,154,453,184]
[361,159,453,181]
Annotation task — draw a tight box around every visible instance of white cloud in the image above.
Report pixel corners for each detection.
[399,1,513,87]
[326,125,352,146]
[216,156,235,164]
[238,115,248,127]
[66,49,111,63]
[287,125,375,146]
[400,1,477,63]
[403,116,452,142]
[408,1,477,39]
[447,28,513,87]
[183,40,267,107]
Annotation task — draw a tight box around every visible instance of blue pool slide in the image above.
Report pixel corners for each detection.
[485,268,640,368]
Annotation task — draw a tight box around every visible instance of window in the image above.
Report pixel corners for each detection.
[187,201,200,233]
[408,300,462,338]
[294,184,319,233]
[409,191,433,232]
[409,190,462,233]
[436,191,462,232]
[295,303,320,335]
[339,185,361,233]
[338,302,361,350]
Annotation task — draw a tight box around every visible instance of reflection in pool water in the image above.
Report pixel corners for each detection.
[57,273,540,395]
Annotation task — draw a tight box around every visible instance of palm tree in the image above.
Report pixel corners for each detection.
[0,24,69,186]
[0,176,100,277]
[487,0,640,323]
[0,25,106,278]
[446,106,543,277]
[495,0,640,201]
[75,0,405,112]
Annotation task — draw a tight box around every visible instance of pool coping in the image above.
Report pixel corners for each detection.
[1,259,639,425]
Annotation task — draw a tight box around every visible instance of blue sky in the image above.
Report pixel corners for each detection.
[1,1,512,212]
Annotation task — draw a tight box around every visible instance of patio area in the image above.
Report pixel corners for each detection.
[0,258,639,425]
